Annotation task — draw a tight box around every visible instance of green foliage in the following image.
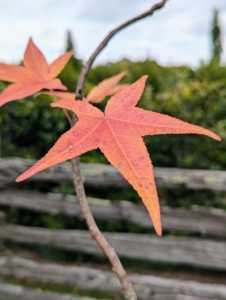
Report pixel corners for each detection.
[144,69,226,170]
[1,58,226,184]
[0,94,70,159]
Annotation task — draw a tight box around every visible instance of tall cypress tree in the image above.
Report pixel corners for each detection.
[211,9,223,62]
[66,30,75,52]
[64,30,82,70]
[57,30,83,91]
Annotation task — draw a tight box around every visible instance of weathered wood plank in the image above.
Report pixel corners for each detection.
[0,282,100,300]
[0,224,226,271]
[1,190,226,237]
[1,157,226,191]
[1,256,226,299]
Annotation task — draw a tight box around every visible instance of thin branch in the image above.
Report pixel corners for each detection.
[75,0,167,99]
[71,1,168,299]
[71,157,137,300]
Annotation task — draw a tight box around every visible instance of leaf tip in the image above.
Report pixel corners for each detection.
[215,135,221,141]
[152,218,162,236]
[135,75,148,91]
[204,131,221,141]
[27,37,35,48]
[15,175,23,183]
[51,102,58,107]
[141,75,148,82]
[68,50,75,56]
[155,226,162,236]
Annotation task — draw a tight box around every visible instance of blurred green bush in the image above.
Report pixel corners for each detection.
[1,58,225,170]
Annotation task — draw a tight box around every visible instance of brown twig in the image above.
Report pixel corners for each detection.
[71,1,167,299]
[75,0,167,99]
[71,157,137,299]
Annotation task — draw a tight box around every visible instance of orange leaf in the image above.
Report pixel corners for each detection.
[24,38,49,80]
[47,72,128,103]
[49,51,74,79]
[0,82,45,106]
[0,38,74,106]
[16,76,221,236]
[43,91,75,101]
[107,84,129,95]
[0,64,38,82]
[87,72,128,103]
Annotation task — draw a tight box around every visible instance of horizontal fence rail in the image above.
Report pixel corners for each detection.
[1,157,226,191]
[1,257,226,300]
[0,281,99,300]
[0,222,226,271]
[1,190,226,237]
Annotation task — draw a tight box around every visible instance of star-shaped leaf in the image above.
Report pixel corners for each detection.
[0,38,74,106]
[16,76,220,235]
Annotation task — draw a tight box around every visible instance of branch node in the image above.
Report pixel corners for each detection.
[76,88,83,100]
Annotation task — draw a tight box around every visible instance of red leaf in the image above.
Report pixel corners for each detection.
[0,38,73,106]
[16,76,221,236]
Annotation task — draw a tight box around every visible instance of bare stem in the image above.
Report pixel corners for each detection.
[75,0,167,99]
[71,157,137,300]
[71,1,167,299]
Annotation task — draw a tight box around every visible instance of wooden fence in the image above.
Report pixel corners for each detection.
[0,157,226,299]
[2,157,226,190]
